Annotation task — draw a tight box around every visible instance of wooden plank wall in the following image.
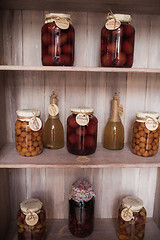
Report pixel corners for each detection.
[0,10,160,221]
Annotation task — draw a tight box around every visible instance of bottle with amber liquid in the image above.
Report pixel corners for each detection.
[103,93,124,150]
[43,91,64,149]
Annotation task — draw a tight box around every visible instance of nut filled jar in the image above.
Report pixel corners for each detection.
[15,109,43,157]
[17,198,46,240]
[101,13,135,67]
[117,196,146,240]
[67,107,98,155]
[69,180,95,238]
[41,13,74,66]
[132,111,159,157]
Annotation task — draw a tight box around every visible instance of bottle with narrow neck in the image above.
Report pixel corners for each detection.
[103,93,124,150]
[43,91,64,149]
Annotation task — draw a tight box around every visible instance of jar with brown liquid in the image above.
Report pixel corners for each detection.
[43,91,64,149]
[103,93,124,150]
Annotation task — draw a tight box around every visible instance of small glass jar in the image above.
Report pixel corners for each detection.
[41,13,75,66]
[15,109,43,157]
[117,196,146,240]
[101,13,135,67]
[67,107,98,155]
[69,180,95,238]
[17,198,46,240]
[132,111,159,157]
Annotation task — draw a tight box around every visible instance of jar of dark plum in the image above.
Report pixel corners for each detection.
[69,179,95,238]
[67,107,98,155]
[41,13,74,66]
[101,13,135,67]
[17,198,46,240]
[117,196,146,240]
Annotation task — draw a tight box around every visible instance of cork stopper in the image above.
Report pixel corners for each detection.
[50,91,58,105]
[109,93,123,122]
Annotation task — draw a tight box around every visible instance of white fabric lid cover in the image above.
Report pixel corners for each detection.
[136,111,159,119]
[16,109,41,118]
[45,13,71,19]
[20,198,42,213]
[71,107,93,114]
[122,196,144,212]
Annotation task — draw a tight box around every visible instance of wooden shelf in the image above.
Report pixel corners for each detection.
[0,0,160,15]
[0,143,160,168]
[1,65,160,73]
[4,218,160,240]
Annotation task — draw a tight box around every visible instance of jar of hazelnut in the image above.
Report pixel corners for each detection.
[101,12,135,67]
[17,198,46,240]
[132,111,159,157]
[117,196,146,240]
[41,13,75,66]
[15,109,43,157]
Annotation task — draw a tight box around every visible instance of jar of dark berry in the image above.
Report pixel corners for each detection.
[17,198,46,240]
[67,107,98,155]
[101,13,135,67]
[41,13,74,66]
[117,196,146,240]
[69,179,95,238]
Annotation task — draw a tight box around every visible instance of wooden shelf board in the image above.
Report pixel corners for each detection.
[0,0,160,15]
[0,143,160,168]
[0,65,160,73]
[4,218,160,240]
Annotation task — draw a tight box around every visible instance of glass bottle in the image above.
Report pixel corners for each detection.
[117,196,146,240]
[15,109,43,157]
[69,179,95,238]
[17,198,46,240]
[132,111,159,157]
[103,93,124,150]
[101,12,135,67]
[41,13,74,66]
[43,91,64,149]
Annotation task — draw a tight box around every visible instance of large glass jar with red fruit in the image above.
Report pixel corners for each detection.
[41,13,74,66]
[101,13,135,67]
[117,196,146,240]
[69,179,95,238]
[67,107,98,155]
[17,198,46,240]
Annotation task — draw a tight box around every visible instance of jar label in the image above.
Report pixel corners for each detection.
[48,104,59,116]
[121,208,133,221]
[105,18,121,30]
[55,19,69,29]
[145,117,159,131]
[76,113,89,126]
[25,212,39,226]
[29,117,42,131]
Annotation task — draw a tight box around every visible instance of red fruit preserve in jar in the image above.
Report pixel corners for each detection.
[17,198,46,240]
[67,107,98,155]
[69,180,95,238]
[117,196,146,240]
[41,13,74,66]
[101,13,135,67]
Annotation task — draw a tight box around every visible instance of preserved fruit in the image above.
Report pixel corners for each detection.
[69,180,95,237]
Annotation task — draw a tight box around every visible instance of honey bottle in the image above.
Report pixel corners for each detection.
[43,91,64,149]
[103,93,124,150]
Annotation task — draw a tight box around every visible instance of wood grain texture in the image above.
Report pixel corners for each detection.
[4,218,160,240]
[154,169,160,229]
[0,72,6,148]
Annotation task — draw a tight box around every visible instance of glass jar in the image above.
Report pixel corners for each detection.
[101,13,135,67]
[132,111,159,157]
[67,107,98,155]
[41,13,74,66]
[69,180,95,238]
[15,109,43,157]
[17,198,46,240]
[117,196,146,240]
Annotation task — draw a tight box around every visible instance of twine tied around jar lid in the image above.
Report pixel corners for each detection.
[136,112,159,131]
[45,13,72,29]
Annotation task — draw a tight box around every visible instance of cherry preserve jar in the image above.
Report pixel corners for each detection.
[101,13,135,67]
[67,107,98,155]
[17,198,46,240]
[69,180,95,238]
[15,109,43,157]
[41,13,75,66]
[117,196,146,240]
[132,111,159,157]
